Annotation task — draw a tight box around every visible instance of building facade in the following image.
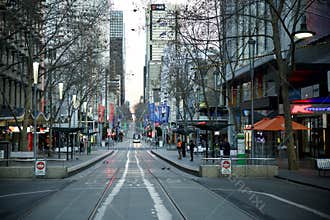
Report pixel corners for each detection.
[0,2,44,124]
[110,10,125,106]
[145,3,176,104]
[224,0,330,158]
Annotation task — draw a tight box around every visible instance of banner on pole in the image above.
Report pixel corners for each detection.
[148,103,155,122]
[98,104,105,123]
[109,103,114,122]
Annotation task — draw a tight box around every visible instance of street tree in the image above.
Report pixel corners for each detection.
[0,0,110,151]
[170,0,251,157]
[264,0,317,170]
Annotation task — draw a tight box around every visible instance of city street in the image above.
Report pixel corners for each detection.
[0,140,329,220]
[1,1,330,220]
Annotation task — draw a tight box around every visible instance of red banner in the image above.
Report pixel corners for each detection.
[98,104,105,122]
[109,103,114,122]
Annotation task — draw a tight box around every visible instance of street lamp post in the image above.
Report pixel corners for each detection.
[71,94,77,160]
[33,62,39,162]
[58,83,63,159]
[83,101,88,154]
[293,15,315,40]
[248,38,256,159]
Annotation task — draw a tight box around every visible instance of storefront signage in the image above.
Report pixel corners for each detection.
[291,104,330,114]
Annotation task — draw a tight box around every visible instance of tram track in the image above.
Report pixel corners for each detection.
[147,168,188,220]
[87,150,188,220]
[88,168,119,220]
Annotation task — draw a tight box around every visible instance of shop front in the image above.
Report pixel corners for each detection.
[291,97,330,158]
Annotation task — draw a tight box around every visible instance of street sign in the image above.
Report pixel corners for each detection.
[221,159,231,175]
[237,133,246,165]
[35,160,46,176]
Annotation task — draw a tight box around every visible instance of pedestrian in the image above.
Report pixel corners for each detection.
[222,136,230,157]
[189,139,196,161]
[177,138,182,160]
[182,140,186,157]
[166,134,170,144]
[79,138,84,153]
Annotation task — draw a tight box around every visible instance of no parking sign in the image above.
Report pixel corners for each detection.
[35,160,46,176]
[221,159,231,175]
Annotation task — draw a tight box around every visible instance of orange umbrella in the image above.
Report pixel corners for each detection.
[245,118,271,130]
[253,116,308,131]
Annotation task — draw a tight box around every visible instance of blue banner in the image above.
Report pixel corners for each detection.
[155,105,161,123]
[160,105,170,124]
[148,103,170,123]
[148,103,155,122]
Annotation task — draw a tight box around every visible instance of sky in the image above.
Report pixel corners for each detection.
[111,0,187,107]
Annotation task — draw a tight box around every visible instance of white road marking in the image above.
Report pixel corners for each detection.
[135,151,172,220]
[255,191,330,219]
[94,151,130,220]
[147,151,156,158]
[211,187,330,219]
[0,190,56,198]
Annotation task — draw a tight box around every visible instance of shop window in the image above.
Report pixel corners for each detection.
[301,84,319,99]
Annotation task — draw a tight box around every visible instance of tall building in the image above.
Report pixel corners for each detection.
[145,3,176,104]
[0,1,45,150]
[109,10,125,106]
[0,2,44,122]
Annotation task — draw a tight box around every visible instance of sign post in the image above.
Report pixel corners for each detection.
[35,159,46,176]
[237,133,246,165]
[221,159,231,175]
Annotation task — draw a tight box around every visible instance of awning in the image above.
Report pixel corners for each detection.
[29,112,49,124]
[0,105,24,126]
[172,128,194,135]
[80,131,98,136]
[231,54,275,80]
[52,127,84,133]
[193,120,230,131]
[295,41,330,65]
[245,118,271,130]
[0,105,49,125]
[246,116,309,131]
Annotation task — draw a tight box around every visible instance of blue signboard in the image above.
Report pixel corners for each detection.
[148,103,155,122]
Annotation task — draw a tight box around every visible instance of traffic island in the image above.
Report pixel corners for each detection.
[0,166,68,178]
[199,164,278,178]
[0,151,114,179]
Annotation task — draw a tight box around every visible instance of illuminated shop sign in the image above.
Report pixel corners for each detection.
[291,104,330,114]
[151,4,165,10]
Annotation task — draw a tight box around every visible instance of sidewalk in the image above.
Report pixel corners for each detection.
[0,145,114,178]
[43,146,114,168]
[151,147,330,191]
[151,147,201,176]
[275,169,330,191]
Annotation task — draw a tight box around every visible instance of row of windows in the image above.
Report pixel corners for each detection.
[226,0,272,67]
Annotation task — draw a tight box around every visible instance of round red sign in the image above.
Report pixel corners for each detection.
[36,161,45,170]
[223,160,230,169]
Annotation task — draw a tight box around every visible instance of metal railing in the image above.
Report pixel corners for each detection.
[0,158,67,167]
[201,157,277,166]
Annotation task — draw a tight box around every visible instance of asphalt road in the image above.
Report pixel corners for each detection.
[0,141,329,220]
